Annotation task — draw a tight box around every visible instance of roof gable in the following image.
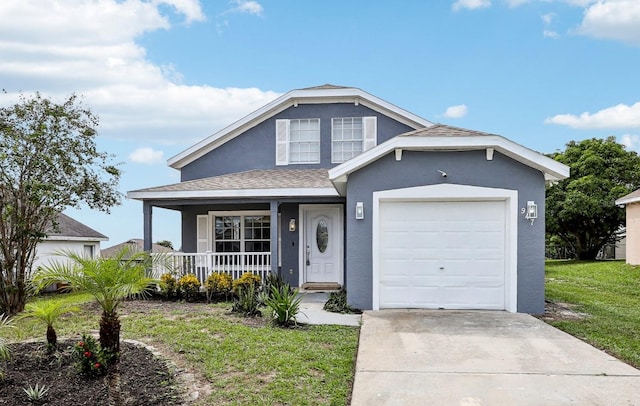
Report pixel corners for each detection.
[168,85,433,169]
[328,124,570,194]
[616,188,640,206]
[46,213,108,241]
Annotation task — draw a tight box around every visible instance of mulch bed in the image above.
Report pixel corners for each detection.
[0,340,182,406]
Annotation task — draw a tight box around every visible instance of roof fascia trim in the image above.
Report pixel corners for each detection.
[329,135,570,189]
[168,87,433,169]
[127,187,340,200]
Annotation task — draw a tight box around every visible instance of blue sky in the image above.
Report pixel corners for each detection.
[1,0,639,250]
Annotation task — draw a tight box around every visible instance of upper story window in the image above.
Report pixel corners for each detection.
[332,118,363,163]
[332,116,377,163]
[275,118,320,165]
[275,116,376,166]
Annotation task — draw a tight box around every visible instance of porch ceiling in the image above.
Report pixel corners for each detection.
[127,168,340,200]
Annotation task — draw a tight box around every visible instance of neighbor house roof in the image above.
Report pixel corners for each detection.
[101,239,174,257]
[167,84,434,169]
[127,169,339,200]
[615,189,640,206]
[46,213,108,242]
[328,124,570,195]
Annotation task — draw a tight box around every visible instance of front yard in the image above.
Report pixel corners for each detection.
[544,260,640,368]
[2,293,359,405]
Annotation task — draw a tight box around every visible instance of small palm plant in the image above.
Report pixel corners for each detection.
[32,246,157,362]
[19,301,79,351]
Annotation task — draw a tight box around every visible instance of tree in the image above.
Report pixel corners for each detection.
[0,92,121,314]
[32,247,157,361]
[18,301,78,351]
[546,137,640,260]
[155,240,173,250]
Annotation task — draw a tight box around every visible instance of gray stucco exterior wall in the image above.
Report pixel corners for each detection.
[181,103,416,181]
[344,150,546,314]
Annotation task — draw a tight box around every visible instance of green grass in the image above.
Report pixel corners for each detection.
[3,295,359,405]
[545,260,640,368]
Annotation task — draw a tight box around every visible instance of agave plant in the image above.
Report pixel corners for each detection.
[19,301,79,349]
[32,246,157,361]
[264,284,304,327]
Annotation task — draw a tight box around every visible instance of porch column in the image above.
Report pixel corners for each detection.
[143,201,153,252]
[270,201,279,275]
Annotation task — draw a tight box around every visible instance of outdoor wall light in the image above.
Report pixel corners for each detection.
[289,219,296,232]
[355,202,365,220]
[524,201,538,225]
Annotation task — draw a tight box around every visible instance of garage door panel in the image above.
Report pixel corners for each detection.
[379,200,507,310]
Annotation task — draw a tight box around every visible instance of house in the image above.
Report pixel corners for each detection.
[616,190,640,264]
[101,238,174,258]
[32,213,108,271]
[128,85,569,314]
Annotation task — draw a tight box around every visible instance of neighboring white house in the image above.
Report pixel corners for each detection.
[31,213,108,271]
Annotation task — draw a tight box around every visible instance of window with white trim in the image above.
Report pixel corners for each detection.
[275,118,320,165]
[332,116,377,163]
[205,212,271,253]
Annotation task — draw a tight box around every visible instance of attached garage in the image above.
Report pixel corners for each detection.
[372,184,518,312]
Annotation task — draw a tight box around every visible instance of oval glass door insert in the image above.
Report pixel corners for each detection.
[316,219,328,253]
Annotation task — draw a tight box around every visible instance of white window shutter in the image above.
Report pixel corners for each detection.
[275,119,289,166]
[196,215,209,253]
[363,116,377,151]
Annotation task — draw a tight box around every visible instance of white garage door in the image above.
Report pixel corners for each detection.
[379,200,506,310]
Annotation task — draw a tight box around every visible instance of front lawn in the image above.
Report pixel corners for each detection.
[3,294,359,405]
[545,260,640,368]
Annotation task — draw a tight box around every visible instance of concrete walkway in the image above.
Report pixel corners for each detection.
[351,310,640,405]
[296,292,361,327]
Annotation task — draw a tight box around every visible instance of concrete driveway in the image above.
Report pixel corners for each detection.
[351,310,640,405]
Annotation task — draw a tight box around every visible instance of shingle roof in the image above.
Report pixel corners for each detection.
[101,239,173,257]
[615,188,640,205]
[400,123,496,138]
[298,84,350,90]
[47,213,107,240]
[130,168,333,194]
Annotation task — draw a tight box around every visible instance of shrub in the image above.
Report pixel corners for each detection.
[159,273,177,299]
[265,284,304,327]
[323,288,357,314]
[205,273,232,302]
[19,301,78,352]
[74,334,109,377]
[232,279,261,317]
[177,274,201,301]
[232,273,261,293]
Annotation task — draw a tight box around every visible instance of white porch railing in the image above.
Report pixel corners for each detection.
[151,252,272,283]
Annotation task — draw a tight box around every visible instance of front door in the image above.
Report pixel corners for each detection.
[302,206,343,284]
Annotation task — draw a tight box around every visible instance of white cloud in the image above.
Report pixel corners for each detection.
[0,0,279,144]
[452,0,491,12]
[620,134,640,150]
[575,0,640,45]
[543,30,559,38]
[230,0,264,16]
[129,147,164,164]
[443,104,468,119]
[545,102,640,129]
[542,12,556,25]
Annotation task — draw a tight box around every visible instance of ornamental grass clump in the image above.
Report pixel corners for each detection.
[232,273,261,317]
[264,284,304,327]
[0,313,14,380]
[205,272,232,302]
[177,274,201,301]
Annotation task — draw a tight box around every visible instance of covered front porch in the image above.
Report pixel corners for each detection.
[127,169,345,287]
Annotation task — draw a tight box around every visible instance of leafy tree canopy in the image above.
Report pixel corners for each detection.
[0,92,121,314]
[546,137,640,260]
[155,240,173,250]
